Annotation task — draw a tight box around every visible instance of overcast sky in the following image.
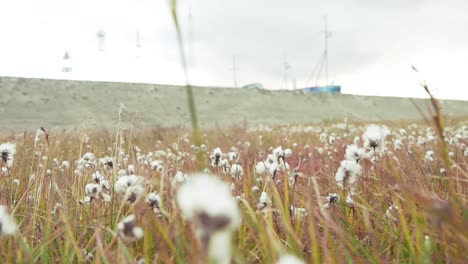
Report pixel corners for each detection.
[1,0,467,99]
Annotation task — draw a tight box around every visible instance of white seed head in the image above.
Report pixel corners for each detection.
[82,152,95,161]
[176,174,241,230]
[114,175,145,195]
[61,160,70,169]
[257,191,271,210]
[255,161,268,175]
[85,183,102,198]
[0,205,17,236]
[276,254,305,264]
[125,184,145,204]
[227,151,238,161]
[127,164,135,175]
[345,144,364,163]
[425,150,435,162]
[335,160,362,190]
[117,214,143,242]
[91,171,103,182]
[251,186,260,193]
[0,142,16,168]
[172,171,188,187]
[230,164,243,179]
[363,124,390,150]
[273,146,284,157]
[150,160,164,171]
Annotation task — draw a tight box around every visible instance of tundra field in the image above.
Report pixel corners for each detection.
[0,113,467,263]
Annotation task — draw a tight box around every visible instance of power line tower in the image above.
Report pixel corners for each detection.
[321,16,332,85]
[135,30,142,58]
[61,51,72,73]
[97,30,106,52]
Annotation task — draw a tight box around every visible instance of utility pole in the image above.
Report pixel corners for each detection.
[230,56,238,88]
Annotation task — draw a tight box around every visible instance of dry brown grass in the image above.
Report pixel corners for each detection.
[0,117,467,263]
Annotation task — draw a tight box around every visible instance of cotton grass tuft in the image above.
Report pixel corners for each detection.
[0,205,17,236]
[177,173,241,264]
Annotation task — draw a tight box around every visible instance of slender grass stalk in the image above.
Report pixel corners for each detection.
[412,65,464,222]
[411,66,452,174]
[143,214,154,264]
[308,177,322,263]
[169,0,204,170]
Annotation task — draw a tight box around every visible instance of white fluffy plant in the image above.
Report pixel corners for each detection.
[230,164,243,180]
[177,174,241,264]
[257,191,272,211]
[117,214,143,242]
[276,254,305,264]
[0,205,17,236]
[209,147,223,168]
[335,160,362,192]
[0,142,16,174]
[344,144,365,163]
[79,171,113,204]
[362,124,390,153]
[255,146,292,180]
[146,191,163,216]
[114,175,145,204]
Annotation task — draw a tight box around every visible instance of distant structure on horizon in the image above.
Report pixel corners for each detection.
[61,51,72,73]
[242,83,264,89]
[303,16,341,94]
[97,30,106,52]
